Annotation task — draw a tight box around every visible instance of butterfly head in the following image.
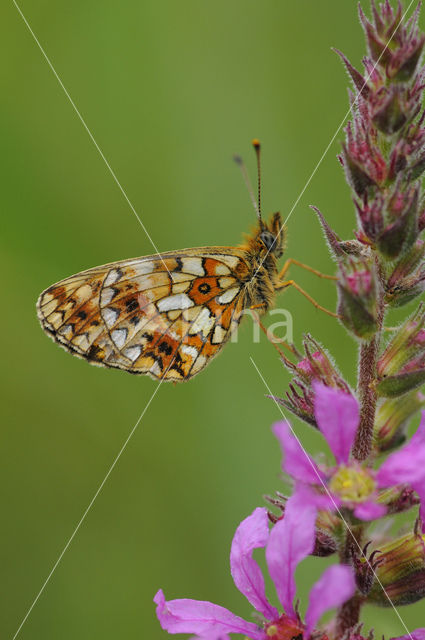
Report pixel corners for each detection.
[258,212,285,259]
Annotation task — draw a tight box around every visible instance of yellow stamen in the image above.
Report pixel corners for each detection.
[329,465,375,502]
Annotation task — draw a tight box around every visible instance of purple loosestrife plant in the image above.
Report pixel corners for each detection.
[154,2,425,638]
[155,499,356,640]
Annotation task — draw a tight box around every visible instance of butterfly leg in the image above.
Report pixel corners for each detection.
[275,279,340,319]
[249,306,297,356]
[278,258,337,282]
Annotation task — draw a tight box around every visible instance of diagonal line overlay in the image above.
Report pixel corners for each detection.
[250,356,413,639]
[11,380,164,640]
[252,0,416,280]
[12,0,171,275]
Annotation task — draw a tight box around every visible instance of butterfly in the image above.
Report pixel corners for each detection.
[37,142,336,382]
[37,209,288,381]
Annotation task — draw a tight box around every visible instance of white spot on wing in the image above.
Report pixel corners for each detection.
[111,328,128,349]
[150,361,162,376]
[189,307,215,337]
[157,293,194,312]
[104,269,121,286]
[181,344,198,361]
[103,307,119,328]
[134,261,155,275]
[124,345,142,361]
[101,287,116,306]
[217,287,239,304]
[182,257,205,276]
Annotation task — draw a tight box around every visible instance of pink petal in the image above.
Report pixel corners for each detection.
[305,565,356,636]
[189,635,231,640]
[377,418,425,488]
[313,382,359,464]
[265,486,317,617]
[272,421,323,485]
[297,482,340,511]
[230,508,278,621]
[154,590,264,639]
[353,500,387,521]
[391,631,425,640]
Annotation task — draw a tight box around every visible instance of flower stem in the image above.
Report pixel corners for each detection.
[336,526,364,633]
[335,594,363,635]
[353,335,380,461]
[353,264,385,462]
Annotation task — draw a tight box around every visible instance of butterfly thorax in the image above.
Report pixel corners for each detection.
[242,249,279,312]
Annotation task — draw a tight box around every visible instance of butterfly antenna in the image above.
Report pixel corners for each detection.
[233,152,262,225]
[252,138,262,222]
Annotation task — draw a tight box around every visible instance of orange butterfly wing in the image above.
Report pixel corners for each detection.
[37,249,251,381]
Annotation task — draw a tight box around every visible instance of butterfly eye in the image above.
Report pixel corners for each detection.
[260,231,277,252]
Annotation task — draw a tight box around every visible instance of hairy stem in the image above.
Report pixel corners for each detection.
[336,526,364,634]
[336,595,363,635]
[353,263,386,462]
[353,335,380,461]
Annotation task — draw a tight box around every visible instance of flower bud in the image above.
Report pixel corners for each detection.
[353,542,383,596]
[372,85,407,135]
[271,381,316,427]
[341,121,386,198]
[353,181,420,261]
[367,531,425,607]
[359,1,425,82]
[376,304,425,397]
[373,392,425,453]
[375,185,419,260]
[385,270,425,308]
[271,336,351,427]
[376,485,419,516]
[354,194,385,246]
[337,256,379,339]
[385,240,425,307]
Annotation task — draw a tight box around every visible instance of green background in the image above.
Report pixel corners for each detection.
[2,1,423,638]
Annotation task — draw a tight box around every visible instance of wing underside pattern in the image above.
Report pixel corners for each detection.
[37,252,249,381]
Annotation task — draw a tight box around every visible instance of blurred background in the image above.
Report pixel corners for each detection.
[1,1,424,638]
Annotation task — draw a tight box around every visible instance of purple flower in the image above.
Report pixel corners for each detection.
[274,383,425,524]
[392,632,425,640]
[154,494,355,639]
[377,413,425,529]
